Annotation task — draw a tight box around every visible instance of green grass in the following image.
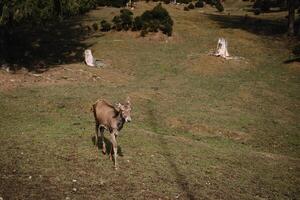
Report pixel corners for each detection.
[0,1,299,200]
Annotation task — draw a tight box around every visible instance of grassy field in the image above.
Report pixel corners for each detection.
[0,1,299,200]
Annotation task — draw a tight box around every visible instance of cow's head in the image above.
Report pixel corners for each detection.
[117,97,132,123]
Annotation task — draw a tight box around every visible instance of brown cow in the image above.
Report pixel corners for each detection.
[91,97,132,169]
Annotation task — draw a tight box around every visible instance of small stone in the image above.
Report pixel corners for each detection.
[28,176,32,179]
[65,197,70,200]
[72,179,77,183]
[100,179,104,186]
[72,188,77,192]
[0,197,3,200]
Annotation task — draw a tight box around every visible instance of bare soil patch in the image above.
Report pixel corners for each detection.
[0,63,134,91]
[285,62,300,74]
[108,31,182,44]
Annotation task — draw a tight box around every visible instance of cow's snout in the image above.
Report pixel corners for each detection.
[126,117,132,123]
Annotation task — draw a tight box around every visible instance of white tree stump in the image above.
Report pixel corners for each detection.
[214,38,230,59]
[84,49,95,67]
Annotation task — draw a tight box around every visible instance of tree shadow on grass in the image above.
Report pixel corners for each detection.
[146,100,197,200]
[0,16,104,72]
[159,138,197,200]
[206,13,287,36]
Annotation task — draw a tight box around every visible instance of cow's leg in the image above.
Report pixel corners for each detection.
[111,131,118,169]
[95,123,99,146]
[100,126,106,154]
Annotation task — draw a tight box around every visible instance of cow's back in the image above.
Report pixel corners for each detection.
[93,100,117,127]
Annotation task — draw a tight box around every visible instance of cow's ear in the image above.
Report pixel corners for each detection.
[126,96,131,106]
[115,103,121,110]
[117,103,125,110]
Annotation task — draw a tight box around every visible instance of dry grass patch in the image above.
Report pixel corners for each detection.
[184,54,251,75]
[166,117,250,142]
[0,63,134,91]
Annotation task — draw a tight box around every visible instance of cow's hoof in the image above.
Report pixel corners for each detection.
[102,149,106,155]
[114,166,118,170]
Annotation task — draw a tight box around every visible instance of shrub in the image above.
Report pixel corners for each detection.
[112,9,133,31]
[92,22,99,30]
[177,0,193,4]
[141,29,148,37]
[112,16,123,31]
[110,3,174,36]
[188,3,195,9]
[254,9,261,15]
[215,1,224,12]
[253,0,262,8]
[195,0,204,8]
[120,9,134,30]
[100,20,111,32]
[140,3,173,36]
[148,19,160,32]
[163,0,171,4]
[161,22,173,36]
[204,0,215,5]
[98,0,129,8]
[132,16,143,31]
[253,0,271,12]
[293,44,300,56]
[184,6,190,11]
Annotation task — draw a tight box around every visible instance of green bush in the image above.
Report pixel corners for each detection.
[204,0,216,5]
[148,19,160,32]
[132,16,143,31]
[215,1,224,12]
[293,44,300,56]
[92,22,99,30]
[112,9,133,31]
[100,20,111,32]
[97,0,129,8]
[195,0,204,8]
[109,3,173,36]
[120,9,133,30]
[151,3,173,26]
[188,3,195,9]
[141,29,148,37]
[254,9,261,15]
[112,16,123,31]
[253,0,271,12]
[161,22,173,36]
[204,0,223,11]
[140,3,173,36]
[163,0,171,4]
[177,0,193,4]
